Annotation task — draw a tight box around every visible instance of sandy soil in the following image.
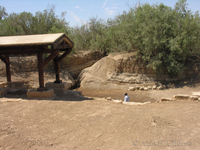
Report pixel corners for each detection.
[0,87,200,150]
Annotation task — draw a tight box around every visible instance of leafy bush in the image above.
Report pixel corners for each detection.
[114,0,200,77]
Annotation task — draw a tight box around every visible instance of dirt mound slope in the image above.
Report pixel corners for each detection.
[78,52,156,90]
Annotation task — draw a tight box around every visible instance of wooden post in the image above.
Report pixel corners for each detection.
[53,51,62,83]
[0,55,11,82]
[53,49,72,83]
[5,55,11,82]
[37,52,45,89]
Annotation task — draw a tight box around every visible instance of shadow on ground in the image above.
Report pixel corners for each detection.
[1,90,94,102]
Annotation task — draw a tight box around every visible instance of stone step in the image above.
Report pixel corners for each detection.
[53,88,68,93]
[27,89,55,99]
[172,94,190,100]
[45,82,71,89]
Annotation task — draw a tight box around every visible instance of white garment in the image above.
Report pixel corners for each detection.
[124,95,130,102]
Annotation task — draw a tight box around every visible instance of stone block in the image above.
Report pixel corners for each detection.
[106,97,112,101]
[148,86,152,90]
[112,100,122,103]
[128,87,135,91]
[157,86,163,90]
[45,82,70,93]
[161,98,173,102]
[45,82,71,89]
[136,86,140,90]
[152,85,157,90]
[172,94,190,100]
[140,87,144,91]
[189,96,199,100]
[123,101,151,105]
[27,89,55,99]
[7,88,28,94]
[191,92,200,97]
[53,88,68,93]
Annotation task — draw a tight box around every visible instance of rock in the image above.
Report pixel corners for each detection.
[147,86,152,90]
[152,85,157,90]
[162,85,166,89]
[128,87,135,91]
[107,97,112,100]
[112,100,122,103]
[198,97,200,101]
[161,98,173,102]
[123,101,151,105]
[140,87,144,91]
[167,83,175,89]
[191,92,200,97]
[144,87,148,91]
[135,86,140,90]
[27,89,55,99]
[189,96,199,100]
[172,94,190,100]
[157,86,163,90]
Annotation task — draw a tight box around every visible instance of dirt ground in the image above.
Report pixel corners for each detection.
[77,82,200,102]
[0,85,200,150]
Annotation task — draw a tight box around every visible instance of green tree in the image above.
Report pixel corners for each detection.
[0,6,7,20]
[0,4,70,36]
[117,0,200,78]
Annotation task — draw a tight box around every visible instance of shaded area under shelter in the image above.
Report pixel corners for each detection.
[0,33,74,91]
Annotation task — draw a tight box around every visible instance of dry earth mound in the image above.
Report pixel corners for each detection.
[78,52,156,90]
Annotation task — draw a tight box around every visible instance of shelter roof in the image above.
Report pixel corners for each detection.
[0,33,73,47]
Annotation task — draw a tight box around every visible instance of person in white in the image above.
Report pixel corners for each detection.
[124,93,130,102]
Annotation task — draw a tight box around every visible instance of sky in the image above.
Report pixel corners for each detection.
[0,0,200,27]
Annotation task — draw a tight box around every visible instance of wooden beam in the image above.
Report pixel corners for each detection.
[0,55,7,64]
[4,55,11,82]
[53,38,64,49]
[53,48,72,83]
[0,46,54,55]
[64,37,73,47]
[40,50,58,68]
[58,43,71,50]
[57,48,72,63]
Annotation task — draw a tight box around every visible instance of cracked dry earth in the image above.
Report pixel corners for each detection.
[0,89,200,150]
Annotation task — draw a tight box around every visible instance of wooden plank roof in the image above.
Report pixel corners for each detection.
[0,33,73,47]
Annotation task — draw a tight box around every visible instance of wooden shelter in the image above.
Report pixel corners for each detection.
[0,33,74,90]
